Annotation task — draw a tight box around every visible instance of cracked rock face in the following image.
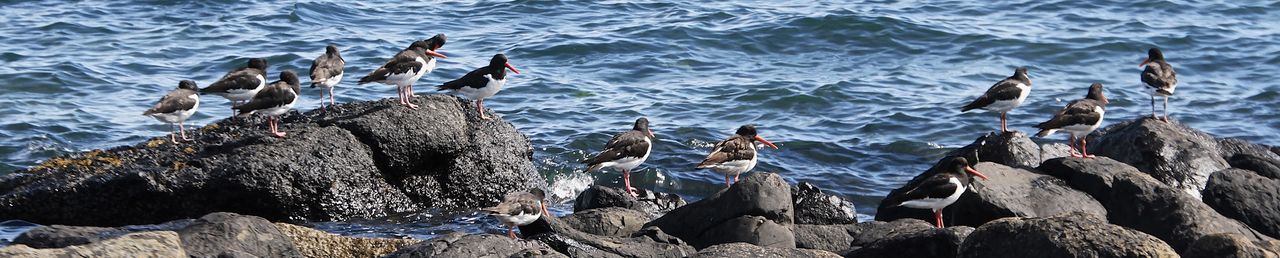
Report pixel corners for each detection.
[0,94,541,226]
[644,172,795,249]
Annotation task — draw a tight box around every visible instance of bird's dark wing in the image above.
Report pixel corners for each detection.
[358,52,422,84]
[584,131,650,165]
[887,174,959,206]
[1141,61,1177,90]
[961,78,1024,111]
[201,68,263,93]
[1035,99,1103,129]
[144,89,198,115]
[696,137,755,167]
[233,82,294,113]
[482,192,541,216]
[437,67,491,90]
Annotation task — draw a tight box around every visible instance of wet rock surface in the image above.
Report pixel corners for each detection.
[572,185,686,217]
[0,94,540,226]
[1091,117,1230,198]
[561,207,654,237]
[791,182,857,225]
[645,172,795,249]
[957,212,1178,258]
[877,161,1105,227]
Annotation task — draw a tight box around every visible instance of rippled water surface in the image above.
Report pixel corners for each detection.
[2,1,1279,239]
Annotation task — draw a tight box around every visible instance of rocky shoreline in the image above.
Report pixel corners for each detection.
[2,95,1280,257]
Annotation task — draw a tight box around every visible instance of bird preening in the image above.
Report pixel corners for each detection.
[481,188,548,239]
[696,125,779,187]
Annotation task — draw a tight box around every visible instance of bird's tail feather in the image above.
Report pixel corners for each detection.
[1035,129,1057,138]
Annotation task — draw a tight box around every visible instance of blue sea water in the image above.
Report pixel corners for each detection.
[1,0,1278,240]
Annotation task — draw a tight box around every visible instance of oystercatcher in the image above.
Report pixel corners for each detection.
[583,117,655,196]
[885,157,988,228]
[234,70,300,138]
[200,58,268,113]
[961,67,1032,133]
[358,34,447,109]
[143,80,201,143]
[1035,83,1109,158]
[309,44,345,111]
[1140,48,1178,122]
[437,53,520,120]
[481,188,548,239]
[696,125,779,187]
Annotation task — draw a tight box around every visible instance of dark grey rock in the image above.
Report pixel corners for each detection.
[1217,138,1280,164]
[1183,233,1280,258]
[645,172,794,249]
[878,162,1105,227]
[690,243,842,258]
[572,185,685,217]
[957,212,1177,258]
[0,95,540,226]
[522,216,695,258]
[177,212,301,258]
[846,226,972,258]
[384,232,564,258]
[792,224,858,254]
[561,207,653,237]
[1203,169,1280,239]
[948,131,1042,168]
[11,225,115,249]
[1227,154,1280,179]
[1037,156,1143,206]
[1105,171,1273,251]
[0,231,187,258]
[1091,117,1230,198]
[791,182,857,225]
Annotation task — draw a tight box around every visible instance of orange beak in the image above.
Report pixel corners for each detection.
[425,49,447,58]
[1139,58,1150,67]
[647,129,655,138]
[754,135,779,149]
[965,166,989,180]
[505,62,520,74]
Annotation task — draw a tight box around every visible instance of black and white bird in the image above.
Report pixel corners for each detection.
[234,70,300,138]
[437,53,520,120]
[481,188,548,239]
[695,125,779,187]
[1035,83,1109,158]
[883,157,988,228]
[200,58,268,113]
[143,80,200,143]
[1140,48,1178,122]
[309,44,345,111]
[358,34,447,109]
[961,67,1032,133]
[583,117,656,196]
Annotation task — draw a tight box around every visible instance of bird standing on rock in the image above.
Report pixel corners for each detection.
[234,70,300,138]
[200,58,268,114]
[583,117,655,196]
[437,53,520,120]
[1035,83,1109,158]
[309,44,345,111]
[884,157,988,228]
[481,188,548,239]
[1140,48,1178,122]
[358,34,448,109]
[962,67,1032,133]
[696,125,779,187]
[143,80,201,143]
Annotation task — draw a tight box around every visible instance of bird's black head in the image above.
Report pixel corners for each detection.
[279,70,300,86]
[248,58,268,70]
[325,44,340,54]
[734,125,758,137]
[946,157,988,181]
[178,80,198,90]
[1013,66,1030,81]
[489,54,520,74]
[528,188,546,200]
[1086,83,1108,105]
[1147,48,1164,61]
[633,117,654,138]
[426,33,447,51]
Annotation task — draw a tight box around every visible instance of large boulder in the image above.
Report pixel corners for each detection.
[1217,138,1280,164]
[690,243,841,258]
[1105,171,1273,251]
[562,207,654,237]
[948,131,1043,168]
[573,185,685,217]
[384,233,564,258]
[1183,233,1280,258]
[1228,154,1280,179]
[521,215,696,258]
[0,231,186,258]
[177,212,301,258]
[274,223,419,258]
[877,161,1105,227]
[0,95,540,226]
[845,226,972,258]
[1090,117,1230,198]
[645,172,795,249]
[793,219,934,256]
[957,212,1177,258]
[791,182,857,225]
[1037,156,1143,205]
[1202,169,1280,238]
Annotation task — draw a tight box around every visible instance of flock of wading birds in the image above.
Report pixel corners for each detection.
[138,34,1180,236]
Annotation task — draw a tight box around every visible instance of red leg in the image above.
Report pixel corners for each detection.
[179,121,190,141]
[934,209,944,228]
[1000,112,1008,133]
[733,173,740,183]
[478,99,490,120]
[1081,137,1093,158]
[507,226,517,239]
[623,169,634,196]
[1068,135,1080,158]
[169,123,177,144]
[404,85,418,109]
[270,116,287,138]
[329,86,336,106]
[725,175,732,187]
